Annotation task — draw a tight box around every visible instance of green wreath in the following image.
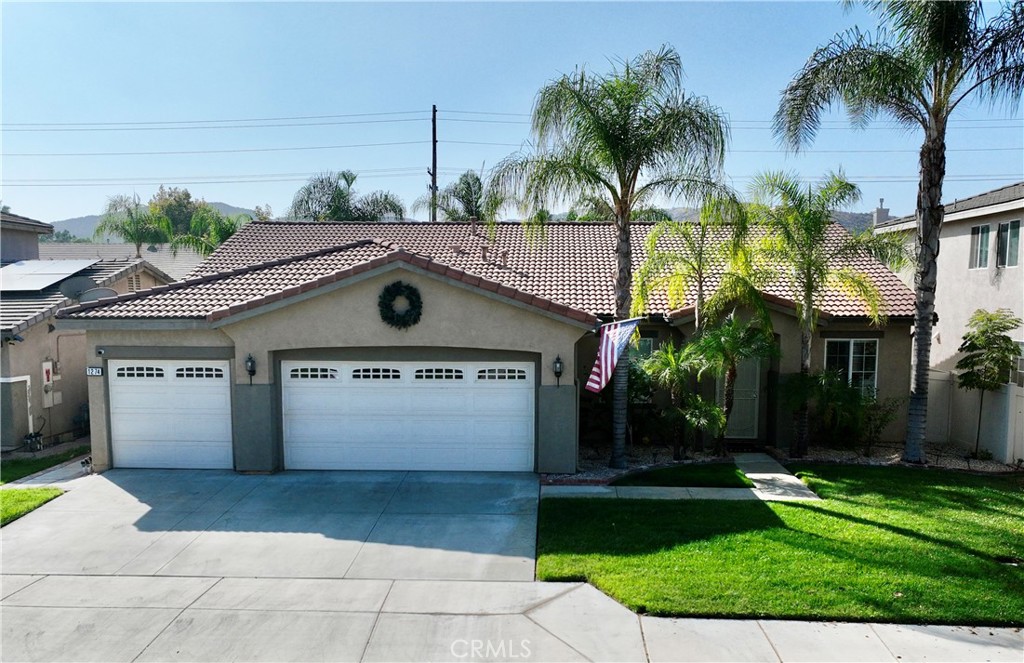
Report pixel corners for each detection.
[378,281,423,329]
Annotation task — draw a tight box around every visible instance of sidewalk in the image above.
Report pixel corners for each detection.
[2,576,1020,661]
[543,453,820,502]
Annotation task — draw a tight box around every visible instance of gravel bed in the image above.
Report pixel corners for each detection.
[542,441,1020,484]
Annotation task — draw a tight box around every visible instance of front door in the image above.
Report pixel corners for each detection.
[719,358,759,439]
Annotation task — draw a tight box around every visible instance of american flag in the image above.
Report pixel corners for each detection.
[585,317,643,393]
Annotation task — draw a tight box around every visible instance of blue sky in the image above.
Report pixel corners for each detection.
[2,1,1021,223]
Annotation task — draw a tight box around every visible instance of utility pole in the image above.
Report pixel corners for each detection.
[428,104,438,222]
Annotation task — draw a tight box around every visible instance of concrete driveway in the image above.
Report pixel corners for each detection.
[1,469,538,581]
[4,469,1022,662]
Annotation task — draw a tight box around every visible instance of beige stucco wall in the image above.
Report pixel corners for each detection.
[1,227,42,262]
[221,265,585,387]
[79,264,588,472]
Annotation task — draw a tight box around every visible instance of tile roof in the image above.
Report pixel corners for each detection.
[61,221,914,323]
[875,181,1024,229]
[1,259,164,336]
[1,211,53,235]
[38,243,204,281]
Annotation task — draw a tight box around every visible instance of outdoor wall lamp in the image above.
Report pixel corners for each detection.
[245,354,256,384]
[552,355,564,387]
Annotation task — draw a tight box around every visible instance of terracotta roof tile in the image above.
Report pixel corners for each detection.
[61,222,914,323]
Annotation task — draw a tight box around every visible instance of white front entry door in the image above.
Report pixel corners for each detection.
[281,361,535,471]
[108,360,233,469]
[720,358,760,439]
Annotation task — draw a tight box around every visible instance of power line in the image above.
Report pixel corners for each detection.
[1,118,429,133]
[1,110,428,127]
[5,173,1016,188]
[7,140,1018,158]
[6,140,431,157]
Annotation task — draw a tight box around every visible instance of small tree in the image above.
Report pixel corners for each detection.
[682,314,777,455]
[642,340,691,460]
[95,194,169,257]
[956,308,1024,457]
[168,204,249,257]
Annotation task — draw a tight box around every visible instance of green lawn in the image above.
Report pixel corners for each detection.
[538,464,1024,625]
[1,488,63,526]
[0,445,90,485]
[612,462,754,488]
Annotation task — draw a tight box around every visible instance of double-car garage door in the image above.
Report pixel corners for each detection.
[282,361,535,471]
[107,359,535,471]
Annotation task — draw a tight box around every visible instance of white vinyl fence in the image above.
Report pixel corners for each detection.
[927,369,1024,465]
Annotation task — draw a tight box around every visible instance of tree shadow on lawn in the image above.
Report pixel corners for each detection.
[538,498,787,557]
[790,464,1024,517]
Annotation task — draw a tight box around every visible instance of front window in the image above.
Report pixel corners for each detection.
[629,331,658,361]
[969,224,990,269]
[996,220,1020,268]
[825,339,878,395]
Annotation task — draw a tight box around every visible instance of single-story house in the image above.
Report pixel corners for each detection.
[57,221,915,474]
[39,242,205,281]
[1,212,174,450]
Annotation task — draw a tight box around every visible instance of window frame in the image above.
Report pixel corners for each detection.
[969,224,990,269]
[996,219,1020,268]
[823,338,879,396]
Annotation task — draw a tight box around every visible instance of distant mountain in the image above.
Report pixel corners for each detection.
[51,202,256,240]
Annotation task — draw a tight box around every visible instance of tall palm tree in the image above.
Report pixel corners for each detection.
[94,194,169,258]
[493,45,729,468]
[411,170,505,222]
[572,193,671,223]
[775,0,1024,462]
[750,171,909,456]
[683,314,778,455]
[289,170,405,222]
[168,204,248,257]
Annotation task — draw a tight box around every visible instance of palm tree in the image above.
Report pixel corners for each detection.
[572,193,671,223]
[633,196,767,334]
[751,171,909,456]
[493,45,729,468]
[642,340,691,459]
[168,204,248,257]
[774,0,1024,462]
[94,194,169,258]
[289,170,405,222]
[683,314,778,455]
[411,170,505,223]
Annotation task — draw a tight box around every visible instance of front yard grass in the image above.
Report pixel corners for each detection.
[1,488,63,526]
[537,464,1024,625]
[0,445,90,485]
[612,462,754,488]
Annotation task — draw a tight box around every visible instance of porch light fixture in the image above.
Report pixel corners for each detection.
[552,355,564,387]
[245,354,256,384]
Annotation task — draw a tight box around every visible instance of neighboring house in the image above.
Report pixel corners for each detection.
[1,212,174,450]
[57,221,914,474]
[875,182,1023,461]
[39,243,204,281]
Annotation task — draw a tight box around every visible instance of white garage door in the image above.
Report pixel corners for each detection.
[282,361,535,471]
[108,360,233,469]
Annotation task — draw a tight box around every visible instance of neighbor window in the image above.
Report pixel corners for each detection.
[969,224,990,269]
[824,339,878,395]
[996,220,1020,268]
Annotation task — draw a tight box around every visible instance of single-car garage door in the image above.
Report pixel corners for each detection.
[108,359,233,469]
[282,361,535,471]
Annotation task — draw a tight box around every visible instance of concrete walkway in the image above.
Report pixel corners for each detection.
[543,453,820,502]
[3,575,1020,662]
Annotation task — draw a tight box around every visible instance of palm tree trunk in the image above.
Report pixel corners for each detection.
[794,308,813,458]
[610,214,633,469]
[905,128,946,464]
[720,364,737,456]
